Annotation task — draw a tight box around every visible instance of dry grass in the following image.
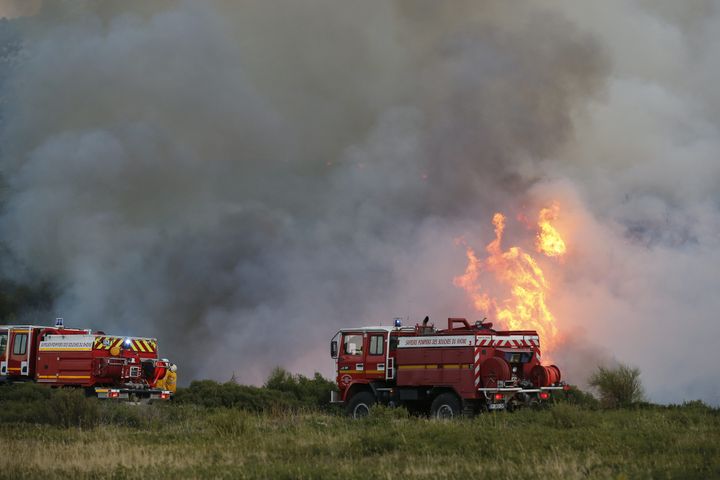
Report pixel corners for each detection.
[1,403,719,479]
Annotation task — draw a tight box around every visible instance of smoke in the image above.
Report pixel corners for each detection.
[0,1,718,404]
[0,1,41,19]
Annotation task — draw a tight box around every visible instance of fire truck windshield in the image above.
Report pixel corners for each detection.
[343,334,363,356]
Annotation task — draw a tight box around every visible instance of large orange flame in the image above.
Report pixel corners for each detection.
[536,202,566,258]
[453,206,566,353]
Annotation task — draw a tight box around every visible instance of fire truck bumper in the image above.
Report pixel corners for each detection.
[330,391,343,404]
[478,385,566,407]
[478,386,566,395]
[95,387,174,400]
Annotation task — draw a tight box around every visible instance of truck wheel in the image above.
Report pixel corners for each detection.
[431,393,461,419]
[347,391,375,418]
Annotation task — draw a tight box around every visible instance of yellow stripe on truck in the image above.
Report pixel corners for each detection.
[340,370,385,375]
[397,364,468,370]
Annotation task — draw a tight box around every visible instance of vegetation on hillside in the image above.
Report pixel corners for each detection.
[0,386,717,479]
[172,368,337,412]
[1,365,718,479]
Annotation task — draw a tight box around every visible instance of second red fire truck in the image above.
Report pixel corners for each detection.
[331,317,564,418]
[0,318,176,400]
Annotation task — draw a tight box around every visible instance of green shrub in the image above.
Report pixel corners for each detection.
[556,385,600,409]
[0,384,154,428]
[589,363,645,408]
[46,388,100,428]
[0,383,55,424]
[0,398,50,423]
[174,379,298,411]
[675,399,717,414]
[98,402,151,428]
[175,369,337,412]
[0,382,52,402]
[264,367,337,408]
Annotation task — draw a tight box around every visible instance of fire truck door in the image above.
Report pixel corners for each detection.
[364,332,387,380]
[7,329,31,377]
[0,329,7,376]
[338,332,365,387]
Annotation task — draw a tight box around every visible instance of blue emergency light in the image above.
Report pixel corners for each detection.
[394,318,402,328]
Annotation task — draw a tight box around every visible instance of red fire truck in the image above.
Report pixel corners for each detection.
[330,317,564,418]
[0,319,175,400]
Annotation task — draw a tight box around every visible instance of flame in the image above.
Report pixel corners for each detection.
[453,206,566,353]
[536,203,566,258]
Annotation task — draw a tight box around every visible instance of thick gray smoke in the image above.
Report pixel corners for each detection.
[1,1,718,404]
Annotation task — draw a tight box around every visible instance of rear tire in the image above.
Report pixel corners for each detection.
[346,391,375,419]
[431,393,461,419]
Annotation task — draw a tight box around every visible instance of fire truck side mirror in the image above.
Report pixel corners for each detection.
[330,340,338,359]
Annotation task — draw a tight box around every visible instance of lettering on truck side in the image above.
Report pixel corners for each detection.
[397,335,474,348]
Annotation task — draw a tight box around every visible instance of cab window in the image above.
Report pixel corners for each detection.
[12,334,27,356]
[0,333,7,356]
[343,334,363,356]
[369,335,384,356]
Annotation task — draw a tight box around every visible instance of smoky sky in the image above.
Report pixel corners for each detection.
[1,0,718,404]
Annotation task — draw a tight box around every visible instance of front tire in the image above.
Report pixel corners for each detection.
[346,391,376,418]
[431,392,461,419]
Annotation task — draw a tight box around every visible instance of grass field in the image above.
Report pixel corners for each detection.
[1,398,719,479]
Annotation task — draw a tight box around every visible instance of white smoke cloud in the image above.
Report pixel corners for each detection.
[0,1,718,404]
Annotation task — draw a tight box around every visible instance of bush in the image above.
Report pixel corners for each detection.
[174,379,298,411]
[589,363,645,408]
[0,387,51,424]
[0,384,160,428]
[264,367,337,409]
[0,382,52,403]
[98,402,153,428]
[46,388,99,428]
[174,369,339,414]
[556,385,600,409]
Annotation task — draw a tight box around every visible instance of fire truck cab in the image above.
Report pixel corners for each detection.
[331,317,565,418]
